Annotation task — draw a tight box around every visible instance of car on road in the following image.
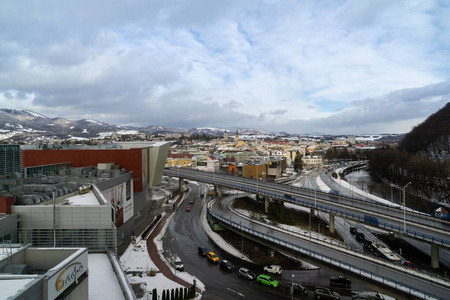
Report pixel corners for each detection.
[189,199,194,204]
[355,232,366,242]
[285,282,308,296]
[238,267,256,280]
[206,251,219,263]
[185,205,191,212]
[198,246,208,257]
[263,265,282,274]
[284,194,294,200]
[403,261,418,270]
[256,274,279,287]
[219,260,234,272]
[352,292,385,299]
[314,287,340,299]
[330,276,351,288]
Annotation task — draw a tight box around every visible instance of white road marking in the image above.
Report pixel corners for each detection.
[226,288,245,297]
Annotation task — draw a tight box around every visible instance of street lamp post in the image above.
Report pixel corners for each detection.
[193,279,196,296]
[240,221,244,258]
[309,210,312,230]
[314,188,317,208]
[291,274,295,300]
[403,182,412,233]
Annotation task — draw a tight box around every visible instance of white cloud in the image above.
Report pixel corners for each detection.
[0,0,449,134]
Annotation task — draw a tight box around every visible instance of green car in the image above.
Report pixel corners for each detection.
[256,274,279,287]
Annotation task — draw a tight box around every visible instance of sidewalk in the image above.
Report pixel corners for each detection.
[143,191,202,294]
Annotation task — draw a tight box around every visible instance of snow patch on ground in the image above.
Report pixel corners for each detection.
[120,240,158,273]
[316,175,331,192]
[120,190,204,299]
[202,200,254,263]
[155,210,206,293]
[284,202,310,213]
[233,206,344,249]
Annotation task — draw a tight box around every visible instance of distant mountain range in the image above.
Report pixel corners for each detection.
[0,108,403,142]
[0,108,186,141]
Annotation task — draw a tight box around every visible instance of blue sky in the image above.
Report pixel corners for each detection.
[0,0,449,134]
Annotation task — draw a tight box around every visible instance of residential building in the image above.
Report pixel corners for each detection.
[0,144,21,176]
[242,164,267,180]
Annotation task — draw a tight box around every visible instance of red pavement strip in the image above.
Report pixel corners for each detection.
[145,196,201,294]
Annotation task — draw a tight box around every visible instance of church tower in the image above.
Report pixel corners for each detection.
[224,130,228,142]
[235,130,239,142]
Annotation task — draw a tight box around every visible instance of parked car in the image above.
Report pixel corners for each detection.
[263,265,282,274]
[198,246,208,257]
[330,276,351,288]
[256,274,279,287]
[314,287,340,299]
[219,260,234,272]
[189,199,194,204]
[185,205,191,212]
[238,267,256,280]
[285,282,308,296]
[206,251,219,263]
[169,255,184,272]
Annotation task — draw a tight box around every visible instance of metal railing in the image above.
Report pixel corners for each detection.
[164,169,450,247]
[206,201,447,300]
[17,228,117,250]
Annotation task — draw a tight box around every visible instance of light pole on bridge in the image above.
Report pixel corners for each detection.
[403,182,412,233]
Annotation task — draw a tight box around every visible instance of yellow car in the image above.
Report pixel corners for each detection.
[206,251,219,263]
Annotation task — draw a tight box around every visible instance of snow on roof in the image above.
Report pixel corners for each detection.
[66,191,101,205]
[89,254,125,300]
[0,277,38,299]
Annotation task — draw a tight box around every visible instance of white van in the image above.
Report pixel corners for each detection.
[263,264,282,274]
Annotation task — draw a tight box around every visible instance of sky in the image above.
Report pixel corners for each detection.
[0,0,449,134]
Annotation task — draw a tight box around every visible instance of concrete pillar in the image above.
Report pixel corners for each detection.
[431,243,440,269]
[178,178,184,191]
[216,185,222,197]
[265,197,269,213]
[329,214,335,233]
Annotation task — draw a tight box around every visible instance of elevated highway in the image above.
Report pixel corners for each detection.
[209,195,450,299]
[164,168,450,250]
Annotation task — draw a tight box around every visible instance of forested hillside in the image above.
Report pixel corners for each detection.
[369,103,450,204]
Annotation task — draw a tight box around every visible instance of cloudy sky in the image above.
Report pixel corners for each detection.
[1,1,449,134]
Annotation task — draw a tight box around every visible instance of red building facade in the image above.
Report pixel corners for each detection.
[22,149,146,192]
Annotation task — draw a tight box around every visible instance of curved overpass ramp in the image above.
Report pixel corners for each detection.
[209,195,450,300]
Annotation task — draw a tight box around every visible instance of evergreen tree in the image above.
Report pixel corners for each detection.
[162,290,166,300]
[171,289,175,300]
[175,288,179,300]
[293,150,303,172]
[184,287,188,300]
